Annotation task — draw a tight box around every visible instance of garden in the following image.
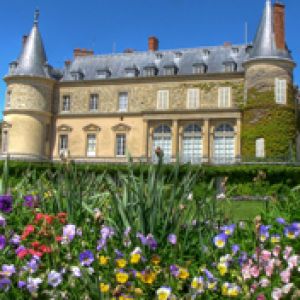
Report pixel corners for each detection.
[0,154,300,299]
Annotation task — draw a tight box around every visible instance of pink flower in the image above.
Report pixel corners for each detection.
[265,264,274,277]
[287,255,298,270]
[271,288,282,300]
[280,269,291,284]
[242,265,251,280]
[281,283,294,294]
[250,265,260,278]
[259,277,270,288]
[272,245,281,257]
[261,250,271,261]
[283,246,293,260]
[257,294,266,300]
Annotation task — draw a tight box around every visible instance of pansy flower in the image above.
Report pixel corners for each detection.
[115,270,129,284]
[259,225,270,242]
[0,195,13,213]
[221,224,236,236]
[79,250,94,266]
[284,224,300,239]
[213,233,228,249]
[156,286,171,300]
[191,276,204,293]
[0,235,6,250]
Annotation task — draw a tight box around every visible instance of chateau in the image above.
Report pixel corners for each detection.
[1,0,298,164]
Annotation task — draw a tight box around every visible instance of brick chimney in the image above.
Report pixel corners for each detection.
[273,2,285,50]
[73,48,94,58]
[148,36,159,51]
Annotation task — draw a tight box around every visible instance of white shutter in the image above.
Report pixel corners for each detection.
[157,90,169,109]
[187,89,200,109]
[218,87,231,108]
[275,78,287,104]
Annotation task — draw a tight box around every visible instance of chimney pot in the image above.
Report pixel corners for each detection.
[73,48,94,58]
[224,42,232,47]
[22,35,28,47]
[148,36,159,51]
[274,2,286,50]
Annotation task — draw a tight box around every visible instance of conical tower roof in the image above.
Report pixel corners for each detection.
[13,10,49,77]
[249,0,292,61]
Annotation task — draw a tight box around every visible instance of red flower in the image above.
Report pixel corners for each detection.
[21,225,35,240]
[44,214,54,224]
[35,213,44,223]
[28,249,43,257]
[31,241,40,248]
[39,245,51,253]
[17,249,29,259]
[57,212,67,219]
[55,236,62,242]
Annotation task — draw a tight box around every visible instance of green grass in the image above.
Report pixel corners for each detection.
[219,200,267,221]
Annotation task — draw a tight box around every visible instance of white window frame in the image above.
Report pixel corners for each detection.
[59,134,69,157]
[157,90,169,110]
[218,87,231,108]
[275,78,287,104]
[86,134,97,157]
[116,134,126,157]
[187,89,200,109]
[255,138,265,158]
[62,95,71,112]
[89,94,99,111]
[118,92,128,112]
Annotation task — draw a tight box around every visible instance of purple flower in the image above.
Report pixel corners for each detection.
[221,224,236,236]
[18,281,26,289]
[27,277,42,293]
[70,266,81,278]
[0,278,11,291]
[259,225,270,242]
[276,217,286,225]
[0,215,6,227]
[232,244,240,255]
[96,238,107,251]
[170,264,179,277]
[2,264,16,277]
[136,233,158,250]
[0,195,13,213]
[48,270,62,287]
[114,249,124,258]
[204,269,215,281]
[23,195,39,208]
[0,235,6,250]
[63,224,76,242]
[167,234,177,245]
[27,259,39,274]
[284,224,300,239]
[10,234,21,246]
[136,233,148,245]
[79,250,94,266]
[213,233,228,249]
[100,226,114,240]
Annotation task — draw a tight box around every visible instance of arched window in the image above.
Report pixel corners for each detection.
[152,124,172,162]
[213,124,235,164]
[182,124,202,164]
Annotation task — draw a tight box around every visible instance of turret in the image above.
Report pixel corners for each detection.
[2,10,56,160]
[242,0,297,161]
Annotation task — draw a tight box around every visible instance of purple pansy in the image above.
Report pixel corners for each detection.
[23,195,39,208]
[63,224,76,242]
[0,278,11,291]
[27,277,42,293]
[18,281,26,289]
[48,270,62,287]
[0,215,6,227]
[221,224,236,236]
[0,235,6,250]
[167,234,177,245]
[232,244,240,255]
[0,195,13,213]
[170,264,179,277]
[284,224,300,239]
[276,217,286,225]
[213,233,228,249]
[2,264,16,277]
[79,250,94,266]
[259,225,270,242]
[10,234,21,246]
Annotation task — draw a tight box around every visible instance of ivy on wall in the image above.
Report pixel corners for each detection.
[241,86,297,160]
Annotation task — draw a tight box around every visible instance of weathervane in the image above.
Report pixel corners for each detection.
[34,9,40,25]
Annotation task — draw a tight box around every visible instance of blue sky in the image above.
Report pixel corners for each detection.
[0,0,299,117]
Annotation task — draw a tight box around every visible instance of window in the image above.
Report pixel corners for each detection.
[182,124,202,164]
[87,134,96,157]
[71,71,84,80]
[125,67,138,78]
[89,94,99,111]
[116,134,126,156]
[193,63,207,74]
[143,66,157,77]
[59,135,68,154]
[118,92,128,112]
[218,87,231,108]
[152,125,172,163]
[157,90,169,109]
[6,91,11,108]
[96,69,111,79]
[163,64,178,76]
[256,138,265,158]
[224,61,237,72]
[187,89,200,109]
[2,131,8,153]
[275,78,287,104]
[62,95,71,112]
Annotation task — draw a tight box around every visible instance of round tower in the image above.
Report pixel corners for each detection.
[242,0,297,161]
[2,10,56,161]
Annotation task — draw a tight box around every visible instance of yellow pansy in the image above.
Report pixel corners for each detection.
[116,272,129,284]
[99,255,109,265]
[157,287,171,300]
[140,271,156,284]
[151,255,161,265]
[134,288,143,295]
[99,283,110,293]
[116,258,127,268]
[217,262,228,276]
[130,253,141,264]
[178,267,189,280]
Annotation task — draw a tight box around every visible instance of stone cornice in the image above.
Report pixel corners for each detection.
[3,109,52,118]
[4,75,57,86]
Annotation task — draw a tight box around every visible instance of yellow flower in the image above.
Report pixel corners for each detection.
[157,287,171,300]
[99,255,109,265]
[116,272,129,284]
[207,281,217,290]
[217,262,228,276]
[116,258,127,268]
[140,271,156,284]
[134,288,143,295]
[130,253,141,264]
[99,283,110,293]
[178,268,189,280]
[271,236,281,243]
[151,255,161,265]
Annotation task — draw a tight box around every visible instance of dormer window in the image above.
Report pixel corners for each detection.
[174,52,183,64]
[96,68,111,79]
[203,49,210,58]
[9,61,18,74]
[143,64,158,77]
[125,66,139,78]
[193,63,207,74]
[223,60,237,73]
[71,70,84,80]
[163,64,178,76]
[232,47,239,55]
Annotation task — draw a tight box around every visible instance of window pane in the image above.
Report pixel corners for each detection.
[62,96,70,111]
[89,94,98,111]
[119,93,128,112]
[59,135,68,150]
[275,78,287,104]
[87,134,96,157]
[116,134,126,156]
[157,90,169,109]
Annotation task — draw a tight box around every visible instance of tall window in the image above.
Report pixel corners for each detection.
[275,78,287,104]
[59,135,68,153]
[256,138,265,158]
[213,124,235,164]
[62,95,71,112]
[218,87,231,108]
[89,94,99,111]
[187,89,200,109]
[118,92,128,112]
[6,91,11,108]
[86,134,96,157]
[116,134,126,156]
[2,131,8,153]
[152,124,172,163]
[157,90,169,110]
[182,124,202,164]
